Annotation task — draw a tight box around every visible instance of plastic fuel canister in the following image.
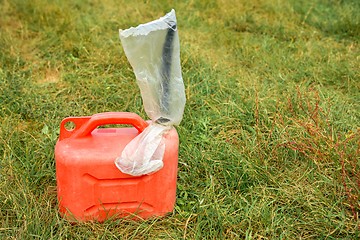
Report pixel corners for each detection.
[55,112,179,222]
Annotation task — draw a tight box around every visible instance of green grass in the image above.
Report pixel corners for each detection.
[1,0,359,238]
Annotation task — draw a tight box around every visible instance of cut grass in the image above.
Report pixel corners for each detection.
[1,0,359,239]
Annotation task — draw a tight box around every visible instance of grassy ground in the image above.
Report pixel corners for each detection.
[0,0,359,239]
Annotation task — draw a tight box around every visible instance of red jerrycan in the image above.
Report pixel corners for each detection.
[55,112,179,222]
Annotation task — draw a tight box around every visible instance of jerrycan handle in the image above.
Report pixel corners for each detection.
[59,112,149,140]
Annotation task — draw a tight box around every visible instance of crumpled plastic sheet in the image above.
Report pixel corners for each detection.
[115,9,185,176]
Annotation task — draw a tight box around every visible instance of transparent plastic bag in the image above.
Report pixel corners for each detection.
[115,9,185,176]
